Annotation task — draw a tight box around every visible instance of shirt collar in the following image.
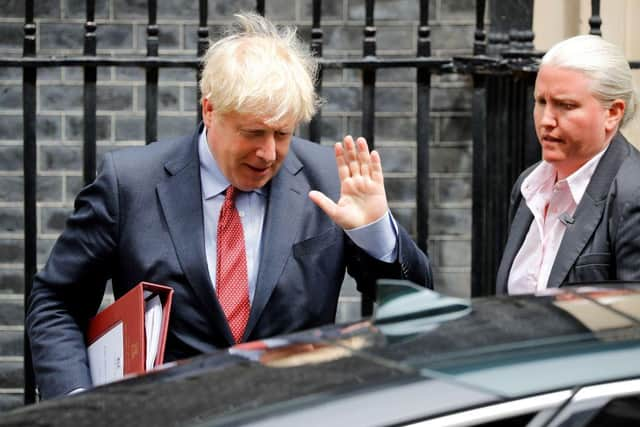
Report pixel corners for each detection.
[521,143,609,206]
[198,128,267,200]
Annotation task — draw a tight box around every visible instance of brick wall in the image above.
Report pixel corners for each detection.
[0,0,475,408]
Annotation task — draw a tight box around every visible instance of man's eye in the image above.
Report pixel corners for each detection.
[561,103,576,110]
[534,98,545,105]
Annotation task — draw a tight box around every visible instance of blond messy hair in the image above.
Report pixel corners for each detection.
[199,12,320,125]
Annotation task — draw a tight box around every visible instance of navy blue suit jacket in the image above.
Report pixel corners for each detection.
[27,125,432,398]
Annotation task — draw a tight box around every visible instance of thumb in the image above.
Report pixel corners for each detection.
[308,190,338,220]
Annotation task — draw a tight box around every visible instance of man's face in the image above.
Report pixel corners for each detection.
[533,65,622,180]
[202,99,295,191]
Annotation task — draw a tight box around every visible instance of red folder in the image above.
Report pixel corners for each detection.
[86,282,173,383]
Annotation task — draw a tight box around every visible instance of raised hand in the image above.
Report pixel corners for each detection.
[309,135,389,230]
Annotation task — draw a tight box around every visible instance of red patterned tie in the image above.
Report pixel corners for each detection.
[216,186,250,344]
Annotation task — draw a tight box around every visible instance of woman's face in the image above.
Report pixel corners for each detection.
[533,65,624,179]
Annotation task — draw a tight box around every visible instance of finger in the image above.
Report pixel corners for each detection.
[356,137,371,178]
[343,135,360,177]
[308,190,338,220]
[334,142,350,182]
[370,150,384,184]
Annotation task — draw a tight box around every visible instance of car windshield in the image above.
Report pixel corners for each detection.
[357,284,640,397]
[230,283,640,399]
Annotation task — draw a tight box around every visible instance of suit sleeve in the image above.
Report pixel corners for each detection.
[26,152,119,399]
[610,171,640,280]
[346,222,433,299]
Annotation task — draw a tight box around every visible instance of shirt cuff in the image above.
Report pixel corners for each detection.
[345,211,398,263]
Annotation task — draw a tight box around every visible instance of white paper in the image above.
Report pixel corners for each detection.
[144,295,163,370]
[88,321,124,386]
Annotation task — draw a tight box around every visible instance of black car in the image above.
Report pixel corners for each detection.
[1,281,639,426]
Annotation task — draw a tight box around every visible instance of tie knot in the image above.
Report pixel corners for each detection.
[224,186,237,203]
[221,186,239,217]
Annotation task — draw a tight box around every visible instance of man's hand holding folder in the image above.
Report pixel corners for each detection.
[86,282,173,386]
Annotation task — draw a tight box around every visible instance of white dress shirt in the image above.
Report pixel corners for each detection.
[507,146,608,294]
[198,130,399,303]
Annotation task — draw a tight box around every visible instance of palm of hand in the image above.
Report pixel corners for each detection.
[334,173,388,229]
[308,135,390,230]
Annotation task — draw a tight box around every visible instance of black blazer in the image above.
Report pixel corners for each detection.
[27,124,432,398]
[496,133,640,294]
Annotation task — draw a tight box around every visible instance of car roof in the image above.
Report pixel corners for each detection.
[1,284,639,427]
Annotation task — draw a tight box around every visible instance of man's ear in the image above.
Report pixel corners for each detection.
[604,99,625,133]
[202,98,215,127]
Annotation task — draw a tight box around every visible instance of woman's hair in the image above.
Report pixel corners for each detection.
[199,12,320,125]
[541,34,639,128]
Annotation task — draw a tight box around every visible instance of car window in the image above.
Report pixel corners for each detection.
[404,391,571,427]
[540,379,640,427]
[477,413,537,426]
[402,413,538,427]
[586,394,640,426]
[543,394,640,427]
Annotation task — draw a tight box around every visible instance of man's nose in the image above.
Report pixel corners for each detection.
[257,134,276,161]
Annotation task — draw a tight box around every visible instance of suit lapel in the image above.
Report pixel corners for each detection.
[496,201,533,294]
[547,133,629,287]
[156,126,234,344]
[244,151,308,339]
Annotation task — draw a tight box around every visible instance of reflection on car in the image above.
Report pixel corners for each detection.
[1,280,639,427]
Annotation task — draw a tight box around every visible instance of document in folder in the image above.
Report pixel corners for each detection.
[86,282,173,386]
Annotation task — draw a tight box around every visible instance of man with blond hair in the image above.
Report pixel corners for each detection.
[27,12,432,399]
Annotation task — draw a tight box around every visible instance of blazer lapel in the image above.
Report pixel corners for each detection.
[243,151,308,339]
[496,201,534,294]
[547,133,629,287]
[156,126,234,344]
